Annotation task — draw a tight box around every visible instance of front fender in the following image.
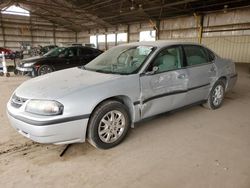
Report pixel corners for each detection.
[58,74,141,123]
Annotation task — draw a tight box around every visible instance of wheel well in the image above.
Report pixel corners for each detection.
[218,76,227,87]
[37,64,55,71]
[88,95,135,125]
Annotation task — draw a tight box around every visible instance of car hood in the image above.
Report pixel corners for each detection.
[21,56,44,64]
[14,68,121,99]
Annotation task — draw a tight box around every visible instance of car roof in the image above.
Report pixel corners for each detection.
[119,40,205,48]
[66,46,93,49]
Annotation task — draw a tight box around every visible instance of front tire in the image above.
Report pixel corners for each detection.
[87,100,130,149]
[203,80,225,110]
[14,69,18,75]
[38,65,53,76]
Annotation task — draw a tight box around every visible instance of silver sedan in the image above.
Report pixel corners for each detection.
[7,41,237,149]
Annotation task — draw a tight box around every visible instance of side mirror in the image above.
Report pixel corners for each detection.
[146,66,159,75]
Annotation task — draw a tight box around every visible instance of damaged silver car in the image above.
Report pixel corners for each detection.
[7,41,237,149]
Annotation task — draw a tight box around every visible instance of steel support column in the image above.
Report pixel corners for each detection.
[0,13,6,47]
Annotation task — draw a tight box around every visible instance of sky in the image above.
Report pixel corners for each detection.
[1,5,30,16]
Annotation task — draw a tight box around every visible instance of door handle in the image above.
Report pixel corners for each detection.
[177,74,186,79]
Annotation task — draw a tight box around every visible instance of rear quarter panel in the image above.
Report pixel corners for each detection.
[213,56,237,91]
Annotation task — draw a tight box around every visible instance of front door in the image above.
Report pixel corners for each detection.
[139,46,188,119]
[52,47,79,70]
[64,47,80,68]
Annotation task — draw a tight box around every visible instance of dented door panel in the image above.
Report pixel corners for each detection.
[139,69,188,119]
[185,64,213,105]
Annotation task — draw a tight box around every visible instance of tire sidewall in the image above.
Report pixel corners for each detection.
[209,80,225,109]
[88,101,130,149]
[38,65,53,76]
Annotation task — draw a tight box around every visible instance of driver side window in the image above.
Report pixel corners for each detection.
[68,48,77,57]
[148,46,182,73]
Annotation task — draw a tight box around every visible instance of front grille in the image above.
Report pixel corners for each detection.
[11,94,27,108]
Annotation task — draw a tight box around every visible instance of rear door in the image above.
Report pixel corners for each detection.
[183,45,216,105]
[139,45,188,119]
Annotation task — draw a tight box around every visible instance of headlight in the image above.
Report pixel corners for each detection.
[23,62,35,67]
[25,100,64,116]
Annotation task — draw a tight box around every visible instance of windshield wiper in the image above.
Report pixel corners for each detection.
[79,66,97,72]
[79,67,121,75]
[95,70,112,74]
[95,70,124,75]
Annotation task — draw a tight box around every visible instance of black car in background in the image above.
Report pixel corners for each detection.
[17,46,102,76]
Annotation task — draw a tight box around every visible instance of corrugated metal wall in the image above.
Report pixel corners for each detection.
[155,36,250,63]
[87,7,250,63]
[0,7,249,63]
[0,14,77,50]
[158,8,250,63]
[203,36,250,63]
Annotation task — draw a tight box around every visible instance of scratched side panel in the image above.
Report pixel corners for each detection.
[185,64,212,105]
[139,69,188,119]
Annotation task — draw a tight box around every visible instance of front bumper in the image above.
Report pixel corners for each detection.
[7,110,89,145]
[16,66,33,73]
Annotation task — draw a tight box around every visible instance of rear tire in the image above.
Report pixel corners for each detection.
[87,100,130,149]
[38,65,53,76]
[203,80,225,110]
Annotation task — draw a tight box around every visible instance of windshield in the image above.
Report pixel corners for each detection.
[43,47,66,57]
[84,45,155,74]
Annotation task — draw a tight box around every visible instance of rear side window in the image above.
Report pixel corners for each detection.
[92,48,102,54]
[183,45,209,66]
[79,48,94,55]
[68,48,77,57]
[205,48,216,62]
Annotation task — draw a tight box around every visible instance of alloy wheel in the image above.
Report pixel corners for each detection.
[212,85,224,106]
[98,110,126,143]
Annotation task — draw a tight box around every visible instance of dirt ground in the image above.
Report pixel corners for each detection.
[0,64,250,188]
